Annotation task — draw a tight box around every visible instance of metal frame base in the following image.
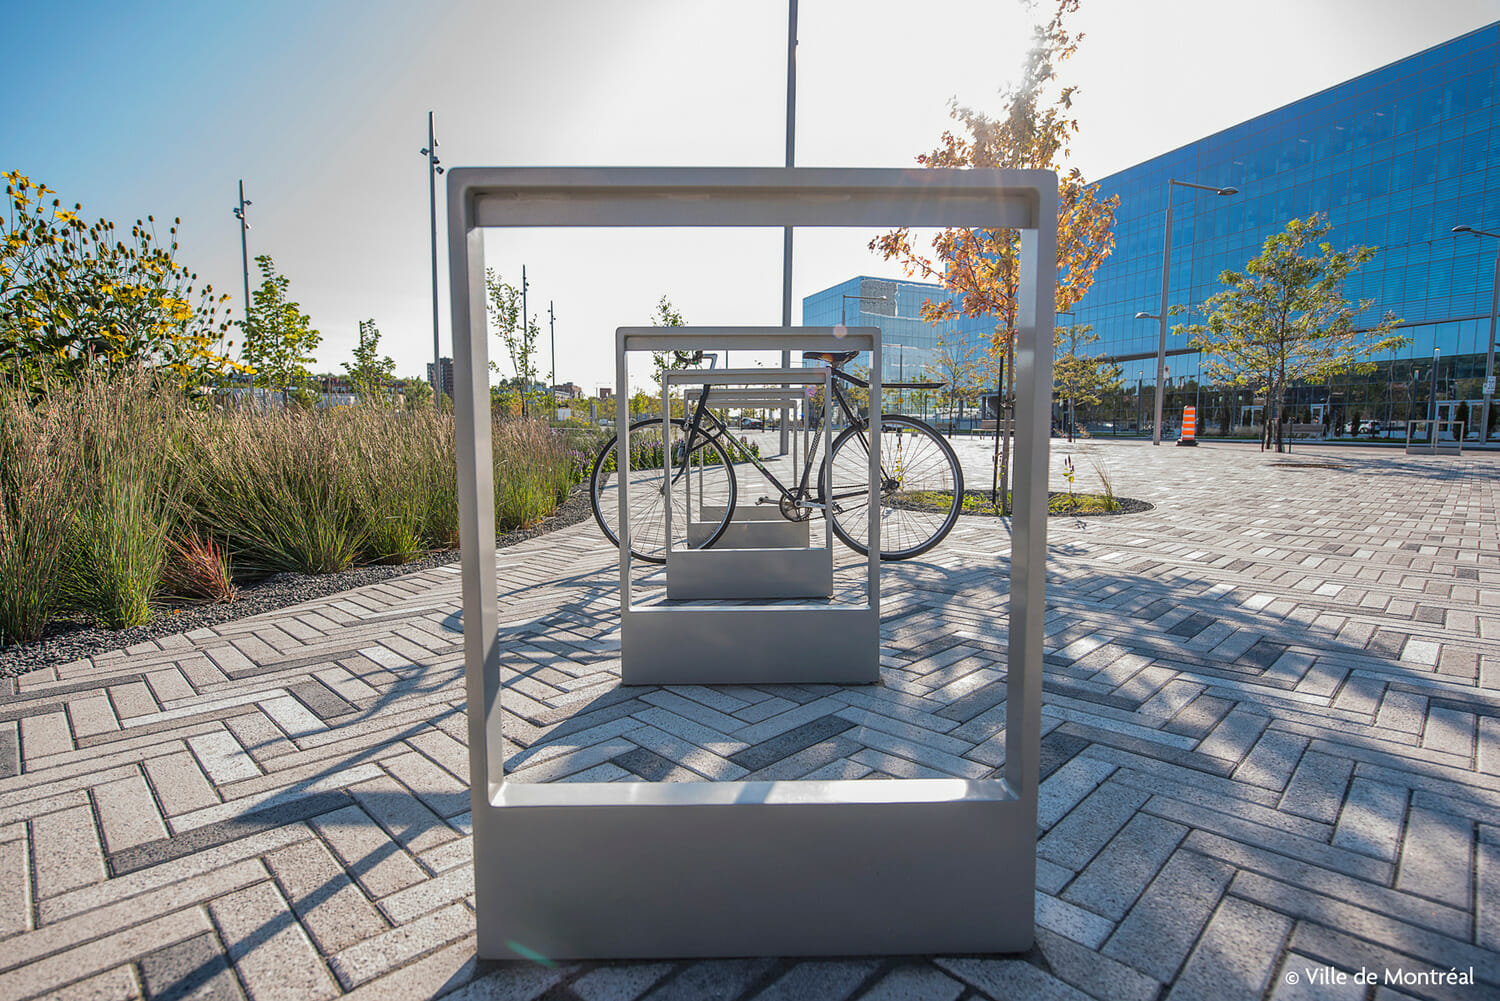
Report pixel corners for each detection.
[620,605,878,685]
[666,546,832,600]
[476,779,1032,960]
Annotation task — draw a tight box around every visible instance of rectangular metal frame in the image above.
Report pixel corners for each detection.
[449,166,1055,960]
[1405,418,1464,455]
[632,344,867,681]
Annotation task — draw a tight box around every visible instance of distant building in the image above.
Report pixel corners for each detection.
[552,382,583,401]
[597,387,613,399]
[427,357,455,400]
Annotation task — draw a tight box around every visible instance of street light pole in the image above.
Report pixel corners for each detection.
[232,181,252,330]
[779,0,798,455]
[1152,179,1237,445]
[420,112,445,400]
[1452,225,1500,444]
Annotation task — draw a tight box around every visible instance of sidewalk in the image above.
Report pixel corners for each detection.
[1,442,1497,1000]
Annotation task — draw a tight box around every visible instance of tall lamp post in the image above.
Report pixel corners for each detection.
[1452,224,1500,444]
[1148,179,1237,444]
[231,181,253,330]
[420,112,445,400]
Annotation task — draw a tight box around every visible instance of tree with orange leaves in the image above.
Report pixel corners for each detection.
[872,0,1117,510]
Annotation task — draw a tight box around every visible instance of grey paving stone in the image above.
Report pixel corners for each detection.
[264,837,389,955]
[937,956,1095,1001]
[1279,749,1354,824]
[746,960,878,1001]
[1395,807,1474,910]
[419,961,570,1001]
[1233,729,1309,791]
[108,790,352,877]
[570,963,675,1001]
[0,832,31,938]
[1103,850,1235,982]
[31,804,106,897]
[1030,928,1162,1001]
[138,931,245,1001]
[310,803,427,899]
[210,881,339,1000]
[0,721,18,778]
[1332,778,1407,861]
[854,965,963,1001]
[641,959,776,1001]
[1166,895,1292,1001]
[1062,812,1187,920]
[1268,953,1366,1001]
[288,679,358,721]
[1038,779,1151,870]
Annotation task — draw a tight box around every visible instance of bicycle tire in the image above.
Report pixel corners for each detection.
[589,417,737,564]
[820,414,963,560]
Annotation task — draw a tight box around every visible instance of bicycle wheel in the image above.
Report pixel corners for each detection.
[590,418,737,564]
[821,414,963,560]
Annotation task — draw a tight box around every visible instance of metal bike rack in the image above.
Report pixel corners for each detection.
[449,166,1055,961]
[630,337,874,682]
[682,384,813,551]
[1405,418,1464,455]
[663,364,836,601]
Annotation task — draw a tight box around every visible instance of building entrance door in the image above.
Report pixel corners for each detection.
[1310,404,1326,429]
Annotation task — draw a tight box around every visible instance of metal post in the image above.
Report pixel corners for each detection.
[521,265,530,417]
[234,181,252,330]
[1430,347,1440,443]
[549,300,557,408]
[779,0,797,456]
[421,113,445,401]
[1153,196,1174,446]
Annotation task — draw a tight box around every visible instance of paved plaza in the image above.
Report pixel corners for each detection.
[1,438,1497,1001]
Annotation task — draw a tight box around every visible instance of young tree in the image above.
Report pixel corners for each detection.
[1053,323,1121,440]
[925,334,985,436]
[240,255,321,405]
[342,319,396,403]
[484,269,541,414]
[649,295,689,397]
[871,0,1117,510]
[1,172,239,390]
[1184,214,1405,453]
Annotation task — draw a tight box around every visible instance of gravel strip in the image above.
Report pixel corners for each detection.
[0,486,597,679]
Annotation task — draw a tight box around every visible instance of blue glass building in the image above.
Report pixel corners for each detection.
[806,21,1500,434]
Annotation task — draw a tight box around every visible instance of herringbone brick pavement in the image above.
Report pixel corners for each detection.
[0,440,1496,1000]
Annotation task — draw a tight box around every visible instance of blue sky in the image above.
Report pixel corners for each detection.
[7,0,1500,393]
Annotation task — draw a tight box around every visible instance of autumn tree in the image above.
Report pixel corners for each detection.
[1183,214,1404,453]
[1053,323,1121,440]
[240,255,321,405]
[872,0,1117,509]
[342,318,396,403]
[1,172,238,390]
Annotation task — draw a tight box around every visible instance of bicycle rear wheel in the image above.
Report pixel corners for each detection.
[590,418,737,564]
[821,415,963,560]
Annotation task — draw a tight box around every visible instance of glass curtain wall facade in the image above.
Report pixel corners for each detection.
[801,276,995,421]
[1074,20,1500,438]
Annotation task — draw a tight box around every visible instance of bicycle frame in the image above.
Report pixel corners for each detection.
[672,364,943,514]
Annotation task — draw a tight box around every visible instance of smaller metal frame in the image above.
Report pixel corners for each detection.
[1405,419,1465,455]
[666,370,831,600]
[622,334,877,685]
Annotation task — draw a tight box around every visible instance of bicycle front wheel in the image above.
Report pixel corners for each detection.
[589,418,737,564]
[821,415,963,560]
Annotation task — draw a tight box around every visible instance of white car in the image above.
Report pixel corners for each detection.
[1359,421,1382,434]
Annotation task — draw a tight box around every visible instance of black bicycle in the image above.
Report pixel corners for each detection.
[589,349,963,563]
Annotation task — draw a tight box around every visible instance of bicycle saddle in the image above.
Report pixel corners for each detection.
[802,349,860,366]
